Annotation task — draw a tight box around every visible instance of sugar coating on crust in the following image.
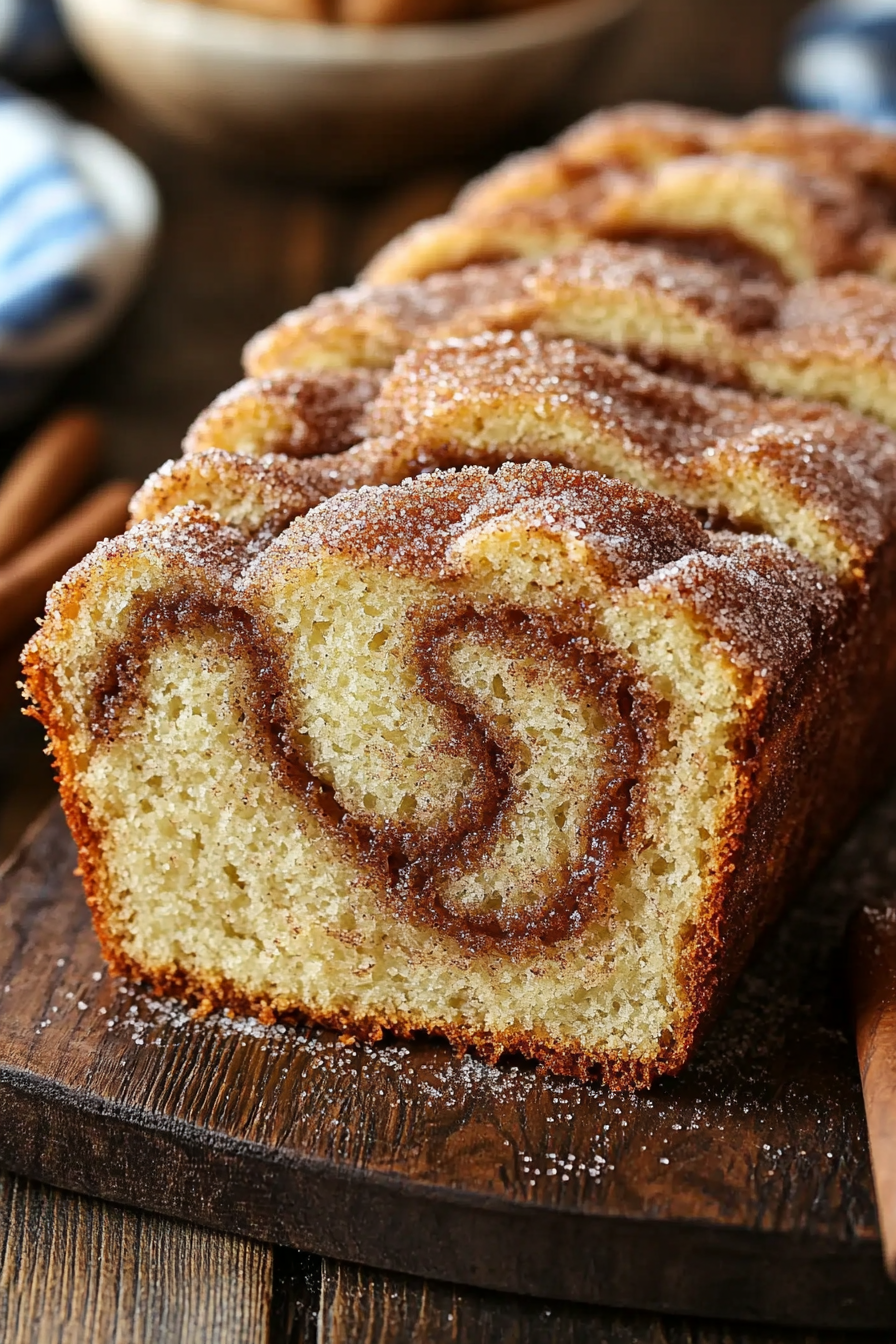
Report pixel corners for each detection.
[773,273,896,360]
[745,274,896,433]
[556,102,728,169]
[364,156,867,285]
[723,107,896,187]
[527,240,782,332]
[243,261,538,375]
[130,452,328,544]
[183,368,383,459]
[249,240,778,380]
[270,462,841,681]
[468,103,896,211]
[139,321,896,581]
[593,154,870,282]
[240,240,896,447]
[276,460,704,585]
[365,331,896,578]
[361,174,622,286]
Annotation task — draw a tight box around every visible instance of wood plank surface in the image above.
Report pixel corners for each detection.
[2,803,896,1329]
[317,1260,890,1344]
[0,1169,273,1344]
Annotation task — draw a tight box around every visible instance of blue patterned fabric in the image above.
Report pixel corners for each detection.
[0,0,68,78]
[785,1,896,124]
[0,84,158,427]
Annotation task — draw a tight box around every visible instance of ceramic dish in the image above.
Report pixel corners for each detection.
[59,0,638,177]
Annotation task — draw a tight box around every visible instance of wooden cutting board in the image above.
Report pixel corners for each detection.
[2,800,896,1331]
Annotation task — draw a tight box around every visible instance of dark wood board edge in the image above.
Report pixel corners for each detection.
[1,1064,894,1330]
[316,1258,896,1344]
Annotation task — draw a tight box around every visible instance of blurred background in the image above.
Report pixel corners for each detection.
[0,0,879,859]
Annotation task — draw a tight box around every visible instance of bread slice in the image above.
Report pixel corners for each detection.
[137,330,896,587]
[243,240,896,432]
[364,332,896,582]
[364,155,870,287]
[243,260,539,376]
[246,241,780,387]
[183,368,383,460]
[29,461,885,1088]
[365,102,896,286]
[745,274,896,432]
[459,103,896,215]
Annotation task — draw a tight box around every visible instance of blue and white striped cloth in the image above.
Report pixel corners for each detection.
[0,85,158,427]
[785,1,896,125]
[0,0,68,78]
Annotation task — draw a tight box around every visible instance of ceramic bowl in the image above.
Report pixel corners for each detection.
[59,0,638,178]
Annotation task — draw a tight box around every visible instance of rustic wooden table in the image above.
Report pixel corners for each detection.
[2,3,878,1337]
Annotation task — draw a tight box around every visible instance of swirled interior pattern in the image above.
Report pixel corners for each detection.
[90,587,649,955]
[25,462,849,1086]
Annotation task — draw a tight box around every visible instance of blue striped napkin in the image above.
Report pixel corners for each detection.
[0,0,68,78]
[785,1,896,125]
[0,84,158,428]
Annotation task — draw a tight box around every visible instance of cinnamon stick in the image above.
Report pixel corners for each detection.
[0,480,134,647]
[851,901,896,1281]
[0,411,102,566]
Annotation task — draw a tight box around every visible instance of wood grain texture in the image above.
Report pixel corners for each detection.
[318,1260,891,1344]
[0,1169,272,1344]
[1,803,896,1328]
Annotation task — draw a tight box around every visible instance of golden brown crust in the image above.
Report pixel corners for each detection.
[594,154,870,281]
[243,261,539,376]
[770,272,896,367]
[528,239,782,334]
[259,462,842,678]
[362,174,622,284]
[238,240,896,464]
[556,102,728,172]
[183,368,383,459]
[363,332,896,576]
[78,945,672,1088]
[723,107,896,190]
[130,451,325,543]
[367,157,871,286]
[246,240,782,382]
[455,104,724,219]
[136,322,896,588]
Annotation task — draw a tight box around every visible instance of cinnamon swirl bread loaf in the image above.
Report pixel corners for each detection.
[27,461,895,1087]
[22,102,896,1086]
